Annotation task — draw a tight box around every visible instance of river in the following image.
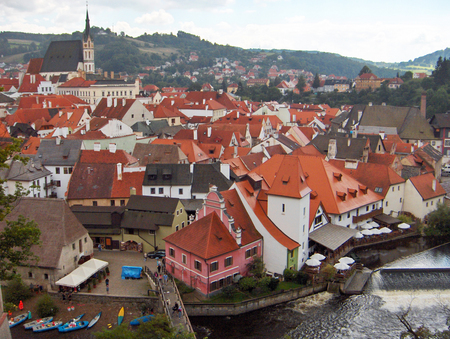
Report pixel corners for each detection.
[191,240,450,339]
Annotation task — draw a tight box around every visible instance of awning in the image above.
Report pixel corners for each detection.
[309,223,358,251]
[56,258,109,287]
[373,214,401,226]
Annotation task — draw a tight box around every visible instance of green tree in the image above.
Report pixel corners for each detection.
[246,255,266,279]
[358,65,373,76]
[36,294,58,317]
[0,139,41,280]
[425,203,450,238]
[312,73,321,89]
[296,75,306,94]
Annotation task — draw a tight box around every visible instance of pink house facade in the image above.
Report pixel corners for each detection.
[164,187,262,295]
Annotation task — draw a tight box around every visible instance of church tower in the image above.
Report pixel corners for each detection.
[83,7,95,74]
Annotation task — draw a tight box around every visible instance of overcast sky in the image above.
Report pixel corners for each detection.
[2,0,449,63]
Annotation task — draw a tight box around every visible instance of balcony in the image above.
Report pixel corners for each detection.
[44,180,55,190]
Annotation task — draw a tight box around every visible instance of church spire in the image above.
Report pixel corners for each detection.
[84,2,91,42]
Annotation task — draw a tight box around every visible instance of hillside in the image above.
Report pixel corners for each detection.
[0,29,446,79]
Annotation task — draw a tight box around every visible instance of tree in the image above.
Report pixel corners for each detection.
[0,139,41,280]
[424,203,450,238]
[358,65,373,76]
[296,75,306,94]
[246,255,266,278]
[312,73,321,89]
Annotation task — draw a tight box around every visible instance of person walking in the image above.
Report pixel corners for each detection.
[98,243,102,251]
[178,306,182,319]
[163,273,168,284]
[172,302,179,315]
[105,278,109,294]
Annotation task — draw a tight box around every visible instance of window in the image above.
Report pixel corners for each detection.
[151,188,156,194]
[372,204,376,210]
[445,140,450,147]
[177,210,179,216]
[210,261,218,272]
[72,243,76,250]
[64,167,69,174]
[386,201,389,207]
[44,273,49,280]
[210,281,218,291]
[128,228,134,235]
[245,249,251,258]
[400,198,403,203]
[169,248,175,257]
[398,186,400,191]
[84,237,87,243]
[55,180,61,187]
[347,213,350,218]
[181,221,185,228]
[73,255,77,262]
[431,201,434,206]
[28,272,33,278]
[120,200,125,206]
[182,254,187,264]
[179,188,183,195]
[194,260,202,271]
[55,167,60,174]
[366,206,369,211]
[303,207,306,216]
[426,202,429,207]
[110,200,115,206]
[93,201,98,206]
[148,230,155,235]
[338,215,342,221]
[131,114,134,118]
[314,215,322,225]
[159,188,164,194]
[180,209,183,214]
[175,225,179,231]
[224,257,233,267]
[392,187,394,192]
[282,204,285,213]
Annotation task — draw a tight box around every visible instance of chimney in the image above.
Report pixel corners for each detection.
[117,163,122,181]
[432,179,437,192]
[122,98,126,106]
[328,139,337,159]
[219,89,223,95]
[59,110,63,117]
[104,71,108,78]
[203,99,206,105]
[130,187,136,195]
[107,96,112,107]
[368,102,373,106]
[114,98,117,107]
[193,129,198,140]
[236,227,242,246]
[86,119,90,131]
[207,126,212,138]
[48,101,52,108]
[421,92,427,118]
[111,71,114,79]
[234,145,238,158]
[56,136,61,145]
[109,143,117,153]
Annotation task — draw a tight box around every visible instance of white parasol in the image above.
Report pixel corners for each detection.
[398,223,411,229]
[334,262,351,271]
[305,258,322,267]
[310,253,326,261]
[339,257,355,265]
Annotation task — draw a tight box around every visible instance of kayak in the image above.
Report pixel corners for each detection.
[118,307,124,325]
[33,321,63,332]
[130,314,154,326]
[58,320,89,332]
[62,313,85,326]
[87,311,102,329]
[9,313,29,328]
[24,316,53,329]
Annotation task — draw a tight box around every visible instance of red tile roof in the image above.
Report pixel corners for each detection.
[26,58,43,74]
[164,212,239,259]
[21,137,41,155]
[152,139,210,163]
[79,149,138,165]
[92,98,136,120]
[409,173,445,200]
[18,74,46,93]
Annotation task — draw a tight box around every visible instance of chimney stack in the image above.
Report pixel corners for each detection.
[421,92,427,118]
[207,126,212,138]
[432,179,437,192]
[107,96,112,107]
[117,163,122,181]
[236,227,242,246]
[114,98,117,107]
[193,129,198,140]
[328,139,337,159]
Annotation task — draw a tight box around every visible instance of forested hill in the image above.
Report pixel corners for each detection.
[0,29,440,79]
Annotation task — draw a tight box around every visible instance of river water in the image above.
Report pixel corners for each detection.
[191,241,450,339]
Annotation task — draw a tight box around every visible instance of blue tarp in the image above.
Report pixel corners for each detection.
[121,266,142,279]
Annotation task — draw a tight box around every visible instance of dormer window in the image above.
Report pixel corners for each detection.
[336,191,346,201]
[333,172,342,181]
[162,168,172,180]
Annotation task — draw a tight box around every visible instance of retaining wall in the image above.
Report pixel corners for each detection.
[184,283,327,316]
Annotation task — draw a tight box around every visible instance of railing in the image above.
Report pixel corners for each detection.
[44,180,55,189]
[353,208,383,224]
[171,274,195,336]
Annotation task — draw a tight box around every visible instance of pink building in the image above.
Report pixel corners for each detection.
[164,187,262,295]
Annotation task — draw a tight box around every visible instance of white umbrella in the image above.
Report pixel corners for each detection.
[380,227,392,234]
[305,258,322,267]
[310,253,326,261]
[371,228,383,235]
[369,221,380,228]
[361,229,373,236]
[398,223,411,229]
[354,232,364,239]
[361,223,373,230]
[334,262,351,271]
[339,257,355,265]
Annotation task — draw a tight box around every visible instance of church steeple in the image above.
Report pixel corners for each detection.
[82,3,95,74]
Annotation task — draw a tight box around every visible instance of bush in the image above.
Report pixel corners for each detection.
[268,277,280,291]
[221,285,237,300]
[238,277,257,292]
[257,277,271,293]
[283,269,297,282]
[295,271,309,285]
[3,302,17,313]
[36,294,58,318]
[4,276,32,305]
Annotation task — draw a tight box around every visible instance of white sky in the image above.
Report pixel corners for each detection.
[1,0,449,63]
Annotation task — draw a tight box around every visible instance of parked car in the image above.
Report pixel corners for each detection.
[146,250,166,259]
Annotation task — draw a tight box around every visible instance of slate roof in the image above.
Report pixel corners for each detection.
[70,206,124,234]
[126,195,180,214]
[3,158,51,182]
[191,163,233,194]
[0,92,15,104]
[40,40,84,73]
[164,212,240,259]
[35,139,82,166]
[131,120,169,137]
[122,211,171,230]
[143,163,191,186]
[430,113,450,128]
[0,198,88,269]
[308,134,369,161]
[309,223,358,251]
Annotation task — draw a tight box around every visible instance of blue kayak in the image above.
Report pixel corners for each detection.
[33,321,63,332]
[58,320,89,332]
[62,313,84,326]
[9,313,28,328]
[130,314,154,326]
